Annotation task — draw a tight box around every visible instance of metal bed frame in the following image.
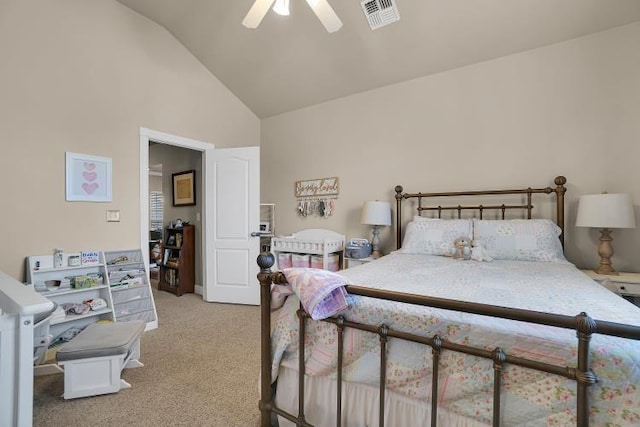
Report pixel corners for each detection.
[256,176,640,426]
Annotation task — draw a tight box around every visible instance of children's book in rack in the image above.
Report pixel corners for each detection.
[103,249,157,330]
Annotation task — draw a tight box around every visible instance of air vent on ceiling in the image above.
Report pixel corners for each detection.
[360,0,400,30]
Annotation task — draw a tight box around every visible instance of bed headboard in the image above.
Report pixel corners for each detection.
[394,176,567,250]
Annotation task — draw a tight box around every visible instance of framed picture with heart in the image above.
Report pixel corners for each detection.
[65,152,113,202]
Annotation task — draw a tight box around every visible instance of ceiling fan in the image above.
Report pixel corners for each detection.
[242,0,343,33]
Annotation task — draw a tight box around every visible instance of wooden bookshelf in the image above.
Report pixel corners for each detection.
[158,225,195,296]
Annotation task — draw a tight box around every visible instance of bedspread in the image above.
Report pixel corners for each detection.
[270,252,640,426]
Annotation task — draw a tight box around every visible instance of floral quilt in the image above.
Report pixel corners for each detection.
[270,252,640,426]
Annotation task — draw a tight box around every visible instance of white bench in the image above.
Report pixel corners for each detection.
[55,320,145,399]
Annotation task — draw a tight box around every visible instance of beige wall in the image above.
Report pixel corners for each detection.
[262,22,640,273]
[0,0,260,280]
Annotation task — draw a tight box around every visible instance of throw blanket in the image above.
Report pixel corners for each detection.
[278,268,349,320]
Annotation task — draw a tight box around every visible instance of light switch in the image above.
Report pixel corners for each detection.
[106,210,121,222]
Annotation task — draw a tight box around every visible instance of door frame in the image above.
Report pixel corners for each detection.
[139,127,214,295]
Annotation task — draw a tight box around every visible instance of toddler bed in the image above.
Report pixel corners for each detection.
[256,176,640,426]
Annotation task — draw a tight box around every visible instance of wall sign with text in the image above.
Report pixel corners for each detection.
[295,177,339,198]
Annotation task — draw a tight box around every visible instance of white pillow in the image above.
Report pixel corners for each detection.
[472,219,567,263]
[401,219,472,256]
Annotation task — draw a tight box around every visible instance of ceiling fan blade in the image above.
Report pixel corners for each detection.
[242,0,277,29]
[305,0,343,33]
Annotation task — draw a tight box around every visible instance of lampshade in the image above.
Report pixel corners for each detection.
[576,193,636,229]
[361,201,391,226]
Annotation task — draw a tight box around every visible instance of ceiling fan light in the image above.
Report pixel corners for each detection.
[273,0,290,16]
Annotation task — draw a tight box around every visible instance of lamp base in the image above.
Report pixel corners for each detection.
[593,265,619,276]
[371,225,382,259]
[594,228,619,276]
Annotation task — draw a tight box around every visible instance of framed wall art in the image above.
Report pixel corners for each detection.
[259,221,271,233]
[65,152,113,202]
[172,170,196,206]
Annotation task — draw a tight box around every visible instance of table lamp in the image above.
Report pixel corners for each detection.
[576,193,636,275]
[361,201,391,259]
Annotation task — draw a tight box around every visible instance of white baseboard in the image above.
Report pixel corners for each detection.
[194,284,203,296]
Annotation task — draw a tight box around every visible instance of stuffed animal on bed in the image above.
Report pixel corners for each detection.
[471,242,493,262]
[452,237,472,260]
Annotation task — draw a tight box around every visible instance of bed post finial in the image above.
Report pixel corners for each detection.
[257,252,275,427]
[554,176,567,248]
[395,186,404,250]
[257,252,275,272]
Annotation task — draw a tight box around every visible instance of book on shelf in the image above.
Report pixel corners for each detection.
[164,268,179,287]
[165,259,179,269]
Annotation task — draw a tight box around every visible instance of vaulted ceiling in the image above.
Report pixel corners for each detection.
[116,0,640,118]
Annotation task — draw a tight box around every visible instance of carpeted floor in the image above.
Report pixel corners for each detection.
[33,285,262,427]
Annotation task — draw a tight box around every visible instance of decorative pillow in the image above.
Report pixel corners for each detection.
[472,219,567,263]
[401,219,472,256]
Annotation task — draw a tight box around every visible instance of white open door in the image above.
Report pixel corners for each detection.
[203,147,260,304]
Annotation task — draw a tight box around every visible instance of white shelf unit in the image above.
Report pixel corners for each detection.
[259,203,275,252]
[26,253,114,344]
[104,249,158,331]
[271,228,345,271]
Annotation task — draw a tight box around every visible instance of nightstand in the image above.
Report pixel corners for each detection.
[345,257,374,268]
[582,270,640,307]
